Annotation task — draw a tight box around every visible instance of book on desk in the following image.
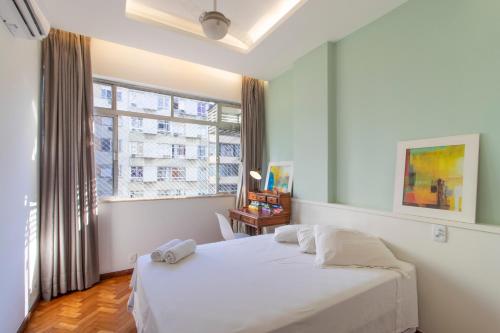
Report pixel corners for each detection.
[229,191,291,235]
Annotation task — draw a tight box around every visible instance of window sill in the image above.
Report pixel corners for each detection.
[98,193,236,204]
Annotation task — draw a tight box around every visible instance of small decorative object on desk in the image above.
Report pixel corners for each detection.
[272,204,283,214]
[261,203,272,214]
[248,200,262,212]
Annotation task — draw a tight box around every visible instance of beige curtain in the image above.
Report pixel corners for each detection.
[236,77,266,232]
[40,29,99,301]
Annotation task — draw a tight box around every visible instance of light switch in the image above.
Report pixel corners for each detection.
[432,224,448,243]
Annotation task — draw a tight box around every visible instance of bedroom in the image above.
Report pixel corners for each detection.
[1,0,499,332]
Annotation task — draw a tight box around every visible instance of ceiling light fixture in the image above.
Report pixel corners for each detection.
[199,0,231,40]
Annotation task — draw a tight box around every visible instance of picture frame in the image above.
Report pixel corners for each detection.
[393,134,480,224]
[265,161,294,194]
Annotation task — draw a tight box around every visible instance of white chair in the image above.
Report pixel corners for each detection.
[216,213,249,240]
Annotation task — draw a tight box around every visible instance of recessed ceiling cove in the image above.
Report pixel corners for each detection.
[125,0,308,53]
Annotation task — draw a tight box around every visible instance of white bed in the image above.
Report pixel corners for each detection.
[129,234,418,333]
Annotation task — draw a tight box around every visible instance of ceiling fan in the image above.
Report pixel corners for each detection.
[199,0,231,40]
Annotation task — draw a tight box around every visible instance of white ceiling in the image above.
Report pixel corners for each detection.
[38,0,408,80]
[126,0,307,51]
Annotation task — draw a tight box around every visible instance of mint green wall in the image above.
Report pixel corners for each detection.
[265,71,294,163]
[265,44,336,202]
[265,0,500,225]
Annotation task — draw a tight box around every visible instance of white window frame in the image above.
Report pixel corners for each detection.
[93,79,241,199]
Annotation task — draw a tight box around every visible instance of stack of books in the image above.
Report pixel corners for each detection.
[248,201,284,215]
[248,201,263,212]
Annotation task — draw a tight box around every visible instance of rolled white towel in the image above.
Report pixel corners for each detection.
[150,239,182,262]
[163,239,197,264]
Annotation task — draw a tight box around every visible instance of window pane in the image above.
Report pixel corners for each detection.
[117,115,217,198]
[173,96,217,121]
[117,86,171,116]
[218,127,241,194]
[93,83,112,108]
[221,106,241,124]
[93,116,114,197]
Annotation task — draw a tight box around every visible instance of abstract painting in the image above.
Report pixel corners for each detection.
[265,161,294,193]
[393,134,479,224]
[403,145,465,211]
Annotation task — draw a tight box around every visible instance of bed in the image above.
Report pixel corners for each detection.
[129,234,418,333]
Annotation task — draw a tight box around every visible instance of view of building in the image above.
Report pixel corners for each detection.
[93,83,241,199]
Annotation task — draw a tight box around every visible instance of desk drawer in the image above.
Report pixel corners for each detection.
[229,211,240,220]
[240,215,256,226]
[255,194,267,202]
[248,192,258,201]
[266,196,278,204]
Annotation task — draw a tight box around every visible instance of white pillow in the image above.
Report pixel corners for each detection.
[274,225,303,243]
[297,226,316,254]
[314,225,400,269]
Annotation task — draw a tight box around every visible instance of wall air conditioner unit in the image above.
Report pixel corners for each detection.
[0,0,50,40]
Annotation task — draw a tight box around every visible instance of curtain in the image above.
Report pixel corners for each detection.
[40,29,99,301]
[235,77,266,232]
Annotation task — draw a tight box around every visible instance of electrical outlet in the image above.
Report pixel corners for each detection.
[432,224,447,243]
[129,253,138,264]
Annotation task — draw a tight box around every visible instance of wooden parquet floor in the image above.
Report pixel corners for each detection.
[25,275,136,333]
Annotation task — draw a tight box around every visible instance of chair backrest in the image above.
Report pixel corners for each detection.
[216,213,235,240]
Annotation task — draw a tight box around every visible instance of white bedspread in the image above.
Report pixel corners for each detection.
[130,234,418,333]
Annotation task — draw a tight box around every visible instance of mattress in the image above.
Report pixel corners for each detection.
[130,234,418,333]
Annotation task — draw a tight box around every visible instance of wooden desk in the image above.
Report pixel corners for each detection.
[229,191,291,235]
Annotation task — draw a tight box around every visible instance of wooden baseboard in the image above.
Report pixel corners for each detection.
[17,296,40,333]
[100,268,133,280]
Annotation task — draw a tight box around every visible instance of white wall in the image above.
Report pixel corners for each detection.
[98,195,235,274]
[91,38,242,103]
[292,199,500,333]
[0,27,41,332]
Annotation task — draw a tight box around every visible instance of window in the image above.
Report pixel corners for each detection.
[220,164,239,177]
[170,167,186,181]
[157,166,168,181]
[158,120,170,134]
[220,143,240,157]
[131,166,143,181]
[131,117,143,131]
[93,81,241,199]
[129,142,144,155]
[221,105,241,124]
[172,144,186,158]
[93,116,113,197]
[117,87,171,116]
[218,184,238,193]
[173,96,217,121]
[197,145,207,159]
[100,138,111,152]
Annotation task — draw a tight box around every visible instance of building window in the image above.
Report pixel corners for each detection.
[131,117,143,131]
[100,138,111,152]
[158,120,170,134]
[93,81,241,199]
[220,143,240,157]
[218,184,238,193]
[130,166,143,181]
[101,87,112,99]
[129,142,144,156]
[157,166,168,181]
[170,167,186,181]
[197,145,207,159]
[220,164,239,177]
[172,144,186,158]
